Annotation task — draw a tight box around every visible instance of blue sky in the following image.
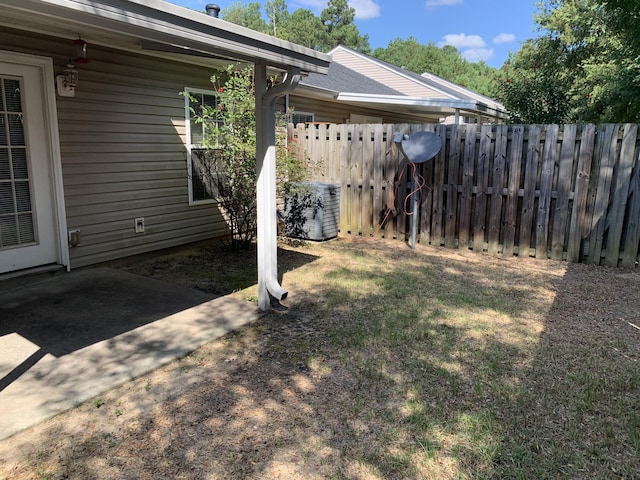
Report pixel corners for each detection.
[168,0,540,68]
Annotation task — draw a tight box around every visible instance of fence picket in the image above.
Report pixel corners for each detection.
[431,124,447,245]
[419,124,435,244]
[383,124,396,238]
[348,124,362,234]
[566,125,595,262]
[519,126,540,257]
[604,124,637,266]
[551,124,576,260]
[473,124,492,252]
[459,124,476,249]
[338,124,349,235]
[588,124,619,263]
[536,124,559,259]
[361,124,373,236]
[446,125,462,248]
[621,138,640,266]
[488,125,507,254]
[504,125,524,255]
[372,124,384,238]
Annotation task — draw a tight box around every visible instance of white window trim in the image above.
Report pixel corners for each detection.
[289,111,314,125]
[185,87,219,206]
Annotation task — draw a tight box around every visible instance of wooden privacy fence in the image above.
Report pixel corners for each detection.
[288,122,640,267]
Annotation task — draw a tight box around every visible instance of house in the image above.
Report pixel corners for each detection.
[0,0,330,310]
[288,45,507,125]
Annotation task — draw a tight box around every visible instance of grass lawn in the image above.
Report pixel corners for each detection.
[1,237,639,479]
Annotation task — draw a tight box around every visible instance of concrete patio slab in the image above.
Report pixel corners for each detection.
[0,267,261,440]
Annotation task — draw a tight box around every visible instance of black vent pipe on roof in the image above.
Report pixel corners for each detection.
[205,4,221,18]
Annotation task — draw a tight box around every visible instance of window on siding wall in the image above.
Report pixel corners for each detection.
[185,88,223,205]
[289,111,314,125]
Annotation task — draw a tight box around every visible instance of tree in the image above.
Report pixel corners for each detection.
[496,0,640,123]
[220,2,268,33]
[190,68,310,250]
[220,0,370,54]
[190,67,258,251]
[497,38,572,123]
[265,0,289,37]
[319,0,370,53]
[281,9,325,50]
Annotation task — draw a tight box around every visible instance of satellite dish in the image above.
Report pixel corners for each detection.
[395,131,442,164]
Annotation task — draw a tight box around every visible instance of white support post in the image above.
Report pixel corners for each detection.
[255,63,300,311]
[255,63,275,311]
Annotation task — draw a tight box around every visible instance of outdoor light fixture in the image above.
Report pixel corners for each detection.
[56,36,88,97]
[72,37,89,64]
[56,63,78,97]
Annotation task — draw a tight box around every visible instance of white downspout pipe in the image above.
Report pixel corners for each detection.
[255,63,301,310]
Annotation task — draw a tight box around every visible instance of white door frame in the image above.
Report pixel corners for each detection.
[0,50,68,271]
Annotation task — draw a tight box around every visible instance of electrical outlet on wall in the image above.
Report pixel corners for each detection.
[135,217,145,233]
[68,229,81,247]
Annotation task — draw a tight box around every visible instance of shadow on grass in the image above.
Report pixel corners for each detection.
[113,241,320,297]
[4,240,640,479]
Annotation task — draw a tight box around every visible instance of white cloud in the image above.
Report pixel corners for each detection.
[292,0,381,19]
[438,33,493,63]
[439,33,486,49]
[291,0,327,11]
[425,0,463,7]
[493,33,516,45]
[461,48,494,63]
[349,0,381,19]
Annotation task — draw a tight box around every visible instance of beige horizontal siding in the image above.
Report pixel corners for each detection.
[63,188,187,208]
[66,195,187,218]
[331,48,452,99]
[70,227,219,268]
[63,179,186,199]
[4,28,229,268]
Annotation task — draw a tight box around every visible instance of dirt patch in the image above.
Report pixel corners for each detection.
[1,237,639,479]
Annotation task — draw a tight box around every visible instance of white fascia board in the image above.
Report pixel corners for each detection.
[336,92,509,119]
[294,83,339,99]
[337,92,476,109]
[5,0,330,74]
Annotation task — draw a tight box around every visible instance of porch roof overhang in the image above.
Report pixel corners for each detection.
[294,84,509,122]
[0,0,330,74]
[336,92,510,121]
